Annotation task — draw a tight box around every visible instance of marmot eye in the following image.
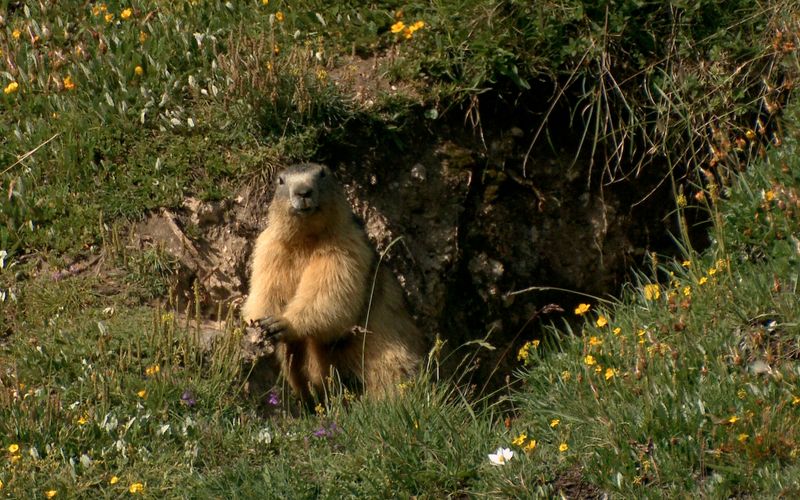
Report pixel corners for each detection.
[278,176,285,185]
[319,169,327,178]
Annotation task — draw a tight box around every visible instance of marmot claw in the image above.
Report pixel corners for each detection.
[259,315,290,342]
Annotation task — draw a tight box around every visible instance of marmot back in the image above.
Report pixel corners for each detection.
[241,162,424,401]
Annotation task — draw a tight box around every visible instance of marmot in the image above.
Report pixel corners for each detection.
[241,162,424,401]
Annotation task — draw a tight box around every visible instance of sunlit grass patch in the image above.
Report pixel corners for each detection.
[508,115,800,496]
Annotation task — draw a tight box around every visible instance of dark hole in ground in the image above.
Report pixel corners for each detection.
[309,85,711,392]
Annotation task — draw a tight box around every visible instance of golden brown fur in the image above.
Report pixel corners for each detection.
[241,163,424,401]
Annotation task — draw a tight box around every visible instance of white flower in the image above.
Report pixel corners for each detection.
[257,428,273,444]
[488,447,514,465]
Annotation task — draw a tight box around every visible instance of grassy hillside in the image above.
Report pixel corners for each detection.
[2,1,800,497]
[2,112,800,497]
[1,0,796,255]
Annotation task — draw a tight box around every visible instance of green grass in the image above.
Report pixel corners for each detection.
[509,109,800,496]
[2,1,798,255]
[3,111,800,496]
[3,0,800,497]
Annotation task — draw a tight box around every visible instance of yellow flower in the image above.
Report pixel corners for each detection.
[737,433,749,443]
[8,444,20,454]
[682,260,691,267]
[137,389,146,398]
[584,355,596,366]
[12,29,21,39]
[643,284,661,300]
[588,336,603,347]
[512,432,527,446]
[550,419,560,428]
[77,415,88,425]
[745,129,756,140]
[698,276,708,286]
[411,20,425,31]
[604,368,617,380]
[121,8,133,20]
[524,439,537,452]
[45,491,57,498]
[612,327,621,335]
[145,364,160,377]
[595,315,608,328]
[676,194,687,208]
[561,370,571,381]
[764,190,775,202]
[792,396,800,406]
[262,0,269,4]
[105,13,114,23]
[559,443,568,452]
[135,66,144,76]
[682,286,692,297]
[707,267,717,276]
[314,403,325,416]
[517,340,540,363]
[110,476,120,485]
[0,478,3,489]
[139,31,148,43]
[727,415,739,424]
[63,75,76,90]
[391,21,406,34]
[275,11,284,22]
[574,303,590,315]
[128,483,144,494]
[4,81,19,94]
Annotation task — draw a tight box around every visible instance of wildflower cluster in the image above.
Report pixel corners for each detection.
[516,339,539,366]
[511,432,537,453]
[390,19,425,40]
[666,258,727,306]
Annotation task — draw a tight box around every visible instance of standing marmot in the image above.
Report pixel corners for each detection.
[241,162,424,401]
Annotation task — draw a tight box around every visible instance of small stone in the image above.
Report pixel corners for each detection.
[411,164,426,181]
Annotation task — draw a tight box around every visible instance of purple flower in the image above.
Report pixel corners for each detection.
[267,391,280,406]
[181,390,196,407]
[312,422,340,439]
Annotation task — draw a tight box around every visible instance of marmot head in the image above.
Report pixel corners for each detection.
[269,162,347,236]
